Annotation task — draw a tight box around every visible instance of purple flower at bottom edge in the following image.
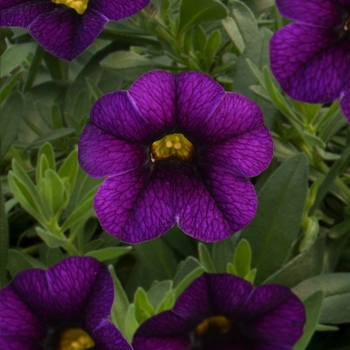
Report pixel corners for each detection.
[78,70,273,244]
[270,0,350,123]
[0,0,150,60]
[0,256,132,350]
[132,273,306,350]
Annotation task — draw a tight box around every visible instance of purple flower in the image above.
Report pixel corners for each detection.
[132,273,306,350]
[0,257,132,350]
[270,0,350,122]
[78,70,273,243]
[0,0,150,60]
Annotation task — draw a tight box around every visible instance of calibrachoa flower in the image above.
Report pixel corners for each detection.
[0,0,149,60]
[270,0,350,122]
[132,273,306,350]
[78,70,273,243]
[0,257,132,350]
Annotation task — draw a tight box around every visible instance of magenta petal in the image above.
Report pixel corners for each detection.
[0,284,47,343]
[275,0,344,26]
[90,91,158,144]
[128,70,176,134]
[78,123,148,178]
[340,86,350,124]
[195,93,265,144]
[0,1,56,27]
[201,125,273,177]
[90,0,150,21]
[270,22,350,103]
[177,165,257,241]
[176,71,225,133]
[29,7,107,60]
[94,167,175,243]
[245,285,306,348]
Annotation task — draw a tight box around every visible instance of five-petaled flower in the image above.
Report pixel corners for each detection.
[78,70,273,243]
[0,0,150,60]
[132,273,306,350]
[0,257,132,350]
[270,0,350,122]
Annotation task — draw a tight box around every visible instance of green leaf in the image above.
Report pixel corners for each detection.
[198,243,215,272]
[0,70,23,103]
[226,262,238,275]
[43,169,67,215]
[26,128,75,149]
[0,91,23,161]
[203,30,221,69]
[241,153,309,284]
[0,184,9,286]
[124,304,139,342]
[109,265,130,335]
[178,0,228,36]
[328,219,350,239]
[7,249,46,277]
[233,239,251,278]
[191,25,207,54]
[156,290,176,313]
[36,227,67,248]
[85,77,104,101]
[175,266,205,297]
[0,43,33,77]
[86,247,132,262]
[58,149,78,192]
[244,268,257,284]
[212,237,236,272]
[294,291,324,350]
[134,287,155,324]
[173,256,201,287]
[51,104,63,129]
[222,17,245,54]
[147,280,172,309]
[242,0,274,14]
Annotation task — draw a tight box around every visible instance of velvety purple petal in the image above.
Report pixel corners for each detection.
[175,71,225,134]
[132,312,192,350]
[275,0,344,26]
[200,125,273,177]
[90,91,159,144]
[243,285,305,348]
[176,164,257,241]
[270,23,350,103]
[340,85,350,123]
[0,1,56,27]
[128,70,176,134]
[194,93,265,144]
[91,320,133,350]
[12,257,109,326]
[0,338,40,350]
[78,123,149,178]
[90,0,150,21]
[29,7,107,60]
[94,166,175,243]
[0,284,47,343]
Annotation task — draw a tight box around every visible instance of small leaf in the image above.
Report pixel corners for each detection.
[134,287,155,324]
[198,243,215,272]
[0,43,33,77]
[43,169,67,215]
[7,249,46,277]
[222,17,245,54]
[124,304,139,342]
[86,247,132,262]
[36,227,67,248]
[26,128,75,149]
[212,237,236,272]
[244,269,257,284]
[0,185,9,286]
[226,262,238,275]
[156,290,176,313]
[175,266,205,297]
[234,239,251,278]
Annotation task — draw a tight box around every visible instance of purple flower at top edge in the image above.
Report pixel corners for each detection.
[0,0,150,60]
[78,70,273,244]
[270,0,350,123]
[132,273,306,350]
[0,256,132,350]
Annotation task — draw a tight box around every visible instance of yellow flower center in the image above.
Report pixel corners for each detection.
[195,316,232,336]
[151,133,195,162]
[51,0,89,14]
[59,328,95,350]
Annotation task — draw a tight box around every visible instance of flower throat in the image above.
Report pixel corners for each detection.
[51,0,88,14]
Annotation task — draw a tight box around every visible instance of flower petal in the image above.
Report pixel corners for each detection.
[132,312,192,350]
[11,257,110,326]
[90,0,149,21]
[128,70,176,135]
[78,123,148,178]
[0,1,56,27]
[94,166,175,243]
[275,0,344,27]
[194,93,265,144]
[245,285,305,348]
[0,284,47,343]
[90,91,158,144]
[201,125,273,177]
[29,7,107,60]
[176,164,257,241]
[175,71,225,134]
[270,22,350,103]
[340,85,350,123]
[90,320,133,350]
